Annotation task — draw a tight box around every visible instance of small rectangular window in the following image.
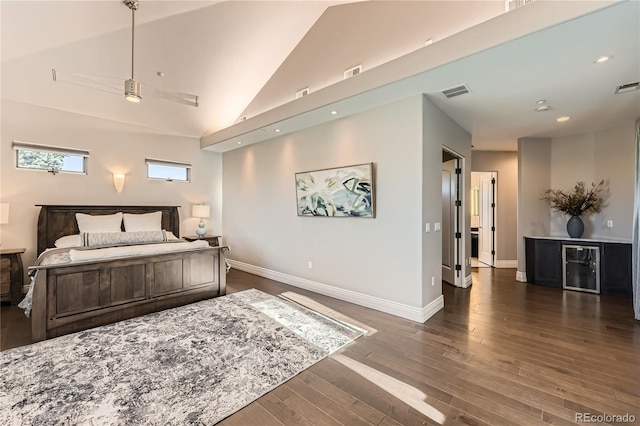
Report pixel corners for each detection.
[146,158,191,182]
[13,141,89,174]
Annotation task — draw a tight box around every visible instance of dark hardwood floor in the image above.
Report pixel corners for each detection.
[2,267,639,425]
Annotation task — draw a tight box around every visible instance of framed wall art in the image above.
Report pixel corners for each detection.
[295,162,375,218]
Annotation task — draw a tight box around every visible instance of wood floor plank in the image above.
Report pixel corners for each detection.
[3,267,639,426]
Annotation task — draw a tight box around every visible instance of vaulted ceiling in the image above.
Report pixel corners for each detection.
[2,1,639,152]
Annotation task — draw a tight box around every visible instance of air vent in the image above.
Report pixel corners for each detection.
[615,82,640,94]
[441,84,471,99]
[296,87,310,99]
[505,0,535,12]
[344,65,362,79]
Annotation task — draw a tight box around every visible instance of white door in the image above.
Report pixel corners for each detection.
[478,172,496,266]
[442,159,456,284]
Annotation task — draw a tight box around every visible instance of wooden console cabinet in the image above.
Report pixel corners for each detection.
[524,237,632,297]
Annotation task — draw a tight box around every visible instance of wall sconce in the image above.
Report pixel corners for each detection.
[192,204,210,237]
[0,203,9,224]
[113,173,126,193]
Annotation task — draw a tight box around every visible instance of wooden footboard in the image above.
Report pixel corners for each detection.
[31,246,227,341]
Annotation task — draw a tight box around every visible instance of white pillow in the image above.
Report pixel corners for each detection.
[165,231,179,241]
[54,234,82,248]
[123,211,162,232]
[76,212,123,233]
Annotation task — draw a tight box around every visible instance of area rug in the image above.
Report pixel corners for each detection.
[0,289,364,425]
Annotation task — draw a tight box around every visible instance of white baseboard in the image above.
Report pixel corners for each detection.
[494,260,518,268]
[463,274,472,288]
[228,259,444,323]
[515,271,527,282]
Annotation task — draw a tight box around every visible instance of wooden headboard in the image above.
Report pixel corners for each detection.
[36,205,180,255]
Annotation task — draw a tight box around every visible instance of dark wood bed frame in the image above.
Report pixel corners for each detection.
[30,205,227,342]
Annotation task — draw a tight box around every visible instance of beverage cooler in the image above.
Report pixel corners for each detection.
[562,245,600,294]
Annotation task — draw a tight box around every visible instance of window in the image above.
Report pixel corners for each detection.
[146,158,191,182]
[13,141,89,174]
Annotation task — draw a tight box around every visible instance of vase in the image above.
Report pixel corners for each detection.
[566,215,584,238]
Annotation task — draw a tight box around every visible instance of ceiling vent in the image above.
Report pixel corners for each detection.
[505,0,535,12]
[441,84,471,99]
[614,81,640,94]
[344,65,362,79]
[296,87,310,99]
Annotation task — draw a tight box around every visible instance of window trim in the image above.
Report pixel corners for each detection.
[145,158,191,182]
[13,141,89,174]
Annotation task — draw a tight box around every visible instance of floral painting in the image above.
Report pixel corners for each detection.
[295,163,375,217]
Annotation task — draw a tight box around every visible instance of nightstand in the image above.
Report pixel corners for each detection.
[183,235,221,247]
[1,248,26,305]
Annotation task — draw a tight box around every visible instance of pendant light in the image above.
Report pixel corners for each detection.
[124,0,141,103]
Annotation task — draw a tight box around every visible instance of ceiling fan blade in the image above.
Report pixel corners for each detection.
[51,69,199,107]
[142,83,200,107]
[52,69,122,96]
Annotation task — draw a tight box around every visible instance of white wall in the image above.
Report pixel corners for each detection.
[472,151,518,264]
[0,100,222,273]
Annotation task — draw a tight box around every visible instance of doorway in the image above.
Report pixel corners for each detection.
[471,171,496,268]
[442,149,464,286]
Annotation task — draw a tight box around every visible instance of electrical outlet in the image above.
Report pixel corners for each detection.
[434,222,441,232]
[607,220,614,228]
[307,261,313,269]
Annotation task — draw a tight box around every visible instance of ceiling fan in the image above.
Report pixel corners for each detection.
[52,0,199,107]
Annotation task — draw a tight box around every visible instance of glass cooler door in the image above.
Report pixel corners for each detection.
[562,245,600,293]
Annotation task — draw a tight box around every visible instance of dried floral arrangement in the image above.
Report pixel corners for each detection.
[541,180,604,216]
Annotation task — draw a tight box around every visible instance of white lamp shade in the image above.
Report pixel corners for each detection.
[192,204,210,219]
[0,203,8,224]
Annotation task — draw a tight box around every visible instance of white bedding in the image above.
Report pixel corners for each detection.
[69,240,209,261]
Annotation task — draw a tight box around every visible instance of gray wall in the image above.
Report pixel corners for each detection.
[517,137,551,276]
[222,95,471,318]
[472,151,518,264]
[222,96,425,309]
[550,123,635,240]
[516,121,636,277]
[0,100,223,274]
[422,95,471,299]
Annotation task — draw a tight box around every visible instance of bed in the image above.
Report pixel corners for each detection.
[28,205,227,342]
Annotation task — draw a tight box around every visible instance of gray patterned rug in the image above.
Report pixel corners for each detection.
[0,289,364,425]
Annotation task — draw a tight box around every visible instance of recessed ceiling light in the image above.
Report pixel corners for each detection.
[536,105,550,112]
[274,129,281,133]
[556,116,571,123]
[536,99,546,105]
[236,141,242,145]
[425,38,433,46]
[156,71,165,77]
[594,55,612,64]
[331,110,338,115]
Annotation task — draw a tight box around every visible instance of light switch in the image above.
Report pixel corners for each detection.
[607,220,614,228]
[434,222,441,232]
[425,223,431,233]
